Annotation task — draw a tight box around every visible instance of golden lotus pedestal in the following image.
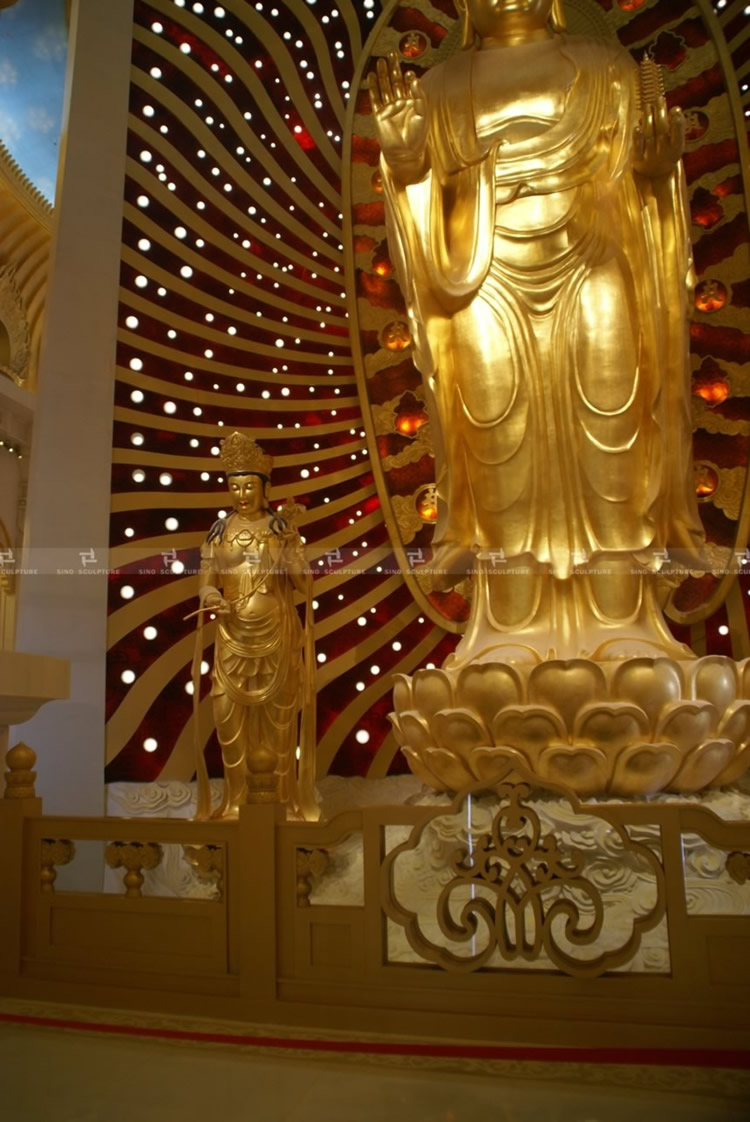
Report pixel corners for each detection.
[390,656,750,798]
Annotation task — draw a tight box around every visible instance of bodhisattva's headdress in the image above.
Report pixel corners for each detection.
[220,431,272,478]
[458,0,567,50]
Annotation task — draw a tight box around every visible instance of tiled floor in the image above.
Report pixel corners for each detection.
[1,1020,747,1122]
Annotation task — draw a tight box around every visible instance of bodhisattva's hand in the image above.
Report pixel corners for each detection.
[633,100,684,179]
[205,593,231,615]
[368,51,428,181]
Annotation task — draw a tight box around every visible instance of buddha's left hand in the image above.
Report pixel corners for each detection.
[633,99,684,178]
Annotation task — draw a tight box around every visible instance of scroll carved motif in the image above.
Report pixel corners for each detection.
[383,783,666,978]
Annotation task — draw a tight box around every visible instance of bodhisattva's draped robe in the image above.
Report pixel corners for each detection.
[195,517,317,819]
[382,36,703,596]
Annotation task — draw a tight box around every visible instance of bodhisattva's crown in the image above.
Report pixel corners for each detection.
[220,431,272,477]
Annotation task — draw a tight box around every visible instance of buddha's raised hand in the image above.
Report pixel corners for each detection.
[633,99,685,179]
[368,51,429,182]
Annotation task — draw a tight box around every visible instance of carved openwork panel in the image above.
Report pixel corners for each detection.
[382,783,668,977]
[682,831,750,915]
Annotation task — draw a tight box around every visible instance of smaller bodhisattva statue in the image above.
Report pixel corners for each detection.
[193,432,318,820]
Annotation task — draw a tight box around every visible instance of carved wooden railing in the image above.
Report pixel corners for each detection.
[2,747,750,1048]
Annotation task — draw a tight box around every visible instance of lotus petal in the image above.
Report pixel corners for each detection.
[689,656,738,712]
[431,708,490,759]
[738,657,750,699]
[411,745,475,791]
[412,668,454,717]
[654,700,718,753]
[528,659,606,732]
[612,658,683,722]
[573,702,649,750]
[397,711,433,754]
[491,706,566,752]
[670,739,735,793]
[712,743,750,787]
[717,700,750,750]
[537,744,609,796]
[392,674,413,713]
[457,662,522,727]
[610,742,681,796]
[401,746,451,791]
[469,745,526,785]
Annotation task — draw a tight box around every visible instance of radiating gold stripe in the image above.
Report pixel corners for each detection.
[115,355,356,395]
[111,466,377,513]
[316,613,440,774]
[106,624,216,760]
[158,693,215,781]
[120,211,348,328]
[133,14,341,195]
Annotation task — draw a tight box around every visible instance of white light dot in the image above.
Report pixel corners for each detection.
[143,625,158,640]
[355,729,370,744]
[120,585,135,600]
[125,315,139,329]
[150,67,162,79]
[124,527,135,538]
[392,641,402,652]
[142,105,155,117]
[201,660,210,674]
[121,669,136,685]
[370,665,380,675]
[143,738,158,752]
[159,472,173,486]
[357,616,367,627]
[180,42,191,53]
[134,275,148,288]
[185,681,195,695]
[174,226,187,239]
[355,681,365,692]
[163,401,177,415]
[316,652,327,664]
[151,21,163,32]
[136,195,149,208]
[171,560,185,574]
[165,517,179,531]
[130,432,144,446]
[132,469,146,483]
[180,265,194,278]
[718,624,729,636]
[129,358,143,372]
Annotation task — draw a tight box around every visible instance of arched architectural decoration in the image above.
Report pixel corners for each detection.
[0,141,53,391]
[0,514,16,650]
[0,265,31,386]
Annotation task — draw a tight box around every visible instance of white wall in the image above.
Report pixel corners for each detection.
[13,0,134,815]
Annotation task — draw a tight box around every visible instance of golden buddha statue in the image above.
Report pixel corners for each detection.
[194,432,318,820]
[373,1,750,795]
